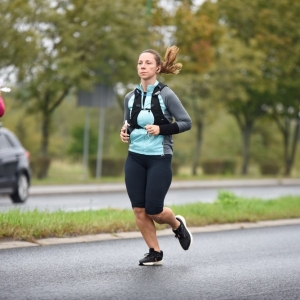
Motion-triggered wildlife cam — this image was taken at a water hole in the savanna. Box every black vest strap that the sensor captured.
[129,83,170,130]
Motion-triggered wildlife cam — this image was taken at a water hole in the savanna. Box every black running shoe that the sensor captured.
[173,215,193,250]
[139,248,163,266]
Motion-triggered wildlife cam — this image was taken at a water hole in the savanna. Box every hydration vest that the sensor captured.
[129,82,171,130]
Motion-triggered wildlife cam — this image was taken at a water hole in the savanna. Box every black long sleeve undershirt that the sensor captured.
[159,123,180,135]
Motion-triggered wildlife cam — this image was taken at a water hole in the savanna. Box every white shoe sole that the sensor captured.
[140,260,164,266]
[175,215,193,250]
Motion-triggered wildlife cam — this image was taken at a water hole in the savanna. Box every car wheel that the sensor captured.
[10,173,29,203]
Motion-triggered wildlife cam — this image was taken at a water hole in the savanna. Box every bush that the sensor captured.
[30,156,52,179]
[260,163,280,175]
[215,190,242,205]
[67,126,98,159]
[222,160,236,174]
[172,159,180,175]
[202,159,236,175]
[88,157,125,177]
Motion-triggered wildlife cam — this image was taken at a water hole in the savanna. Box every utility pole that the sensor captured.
[146,0,152,16]
[82,107,90,179]
[146,0,152,47]
[77,84,115,180]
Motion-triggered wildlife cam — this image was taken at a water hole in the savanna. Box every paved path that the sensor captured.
[1,224,300,300]
[29,178,300,195]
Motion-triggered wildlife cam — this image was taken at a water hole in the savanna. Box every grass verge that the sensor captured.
[1,191,300,242]
[31,159,293,186]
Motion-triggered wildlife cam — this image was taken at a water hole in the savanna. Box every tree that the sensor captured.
[0,0,149,177]
[172,0,223,175]
[170,74,216,175]
[212,35,268,174]
[256,0,300,176]
[218,0,300,175]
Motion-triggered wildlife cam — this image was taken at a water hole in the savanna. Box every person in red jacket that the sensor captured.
[0,91,5,117]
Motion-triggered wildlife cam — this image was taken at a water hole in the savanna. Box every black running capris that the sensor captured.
[124,151,172,215]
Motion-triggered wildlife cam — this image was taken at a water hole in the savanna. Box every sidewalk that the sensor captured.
[1,218,300,250]
[29,178,300,195]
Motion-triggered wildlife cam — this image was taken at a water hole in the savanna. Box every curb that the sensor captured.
[29,178,300,195]
[1,218,300,250]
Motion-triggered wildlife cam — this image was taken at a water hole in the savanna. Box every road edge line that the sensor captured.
[1,218,300,250]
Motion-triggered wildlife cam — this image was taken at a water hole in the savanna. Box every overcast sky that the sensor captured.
[159,0,206,10]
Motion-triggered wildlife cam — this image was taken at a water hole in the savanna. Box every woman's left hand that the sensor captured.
[145,125,160,136]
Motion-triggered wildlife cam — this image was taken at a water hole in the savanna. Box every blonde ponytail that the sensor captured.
[141,45,182,75]
[161,46,182,75]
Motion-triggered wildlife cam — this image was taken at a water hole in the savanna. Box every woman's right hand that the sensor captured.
[120,124,129,143]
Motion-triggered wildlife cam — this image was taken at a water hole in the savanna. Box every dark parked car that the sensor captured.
[0,124,31,203]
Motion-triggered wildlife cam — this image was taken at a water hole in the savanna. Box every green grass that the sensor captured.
[0,208,136,242]
[31,160,124,185]
[1,191,300,242]
[31,159,289,186]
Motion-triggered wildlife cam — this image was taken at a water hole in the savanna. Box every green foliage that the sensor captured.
[88,157,125,177]
[1,0,300,178]
[67,125,98,159]
[169,1,224,174]
[0,0,150,166]
[211,34,268,174]
[259,163,280,175]
[218,0,300,175]
[215,190,243,205]
[251,120,283,163]
[202,159,236,175]
[174,0,223,73]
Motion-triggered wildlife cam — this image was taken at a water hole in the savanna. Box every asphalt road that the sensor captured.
[1,185,300,212]
[1,224,300,300]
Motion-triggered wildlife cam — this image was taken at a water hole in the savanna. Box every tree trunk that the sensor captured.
[41,112,50,158]
[192,120,203,175]
[240,121,253,175]
[35,112,51,179]
[36,89,69,179]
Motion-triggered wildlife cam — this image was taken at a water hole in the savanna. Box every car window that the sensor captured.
[0,134,13,150]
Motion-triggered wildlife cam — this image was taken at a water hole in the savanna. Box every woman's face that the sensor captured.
[137,52,160,81]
